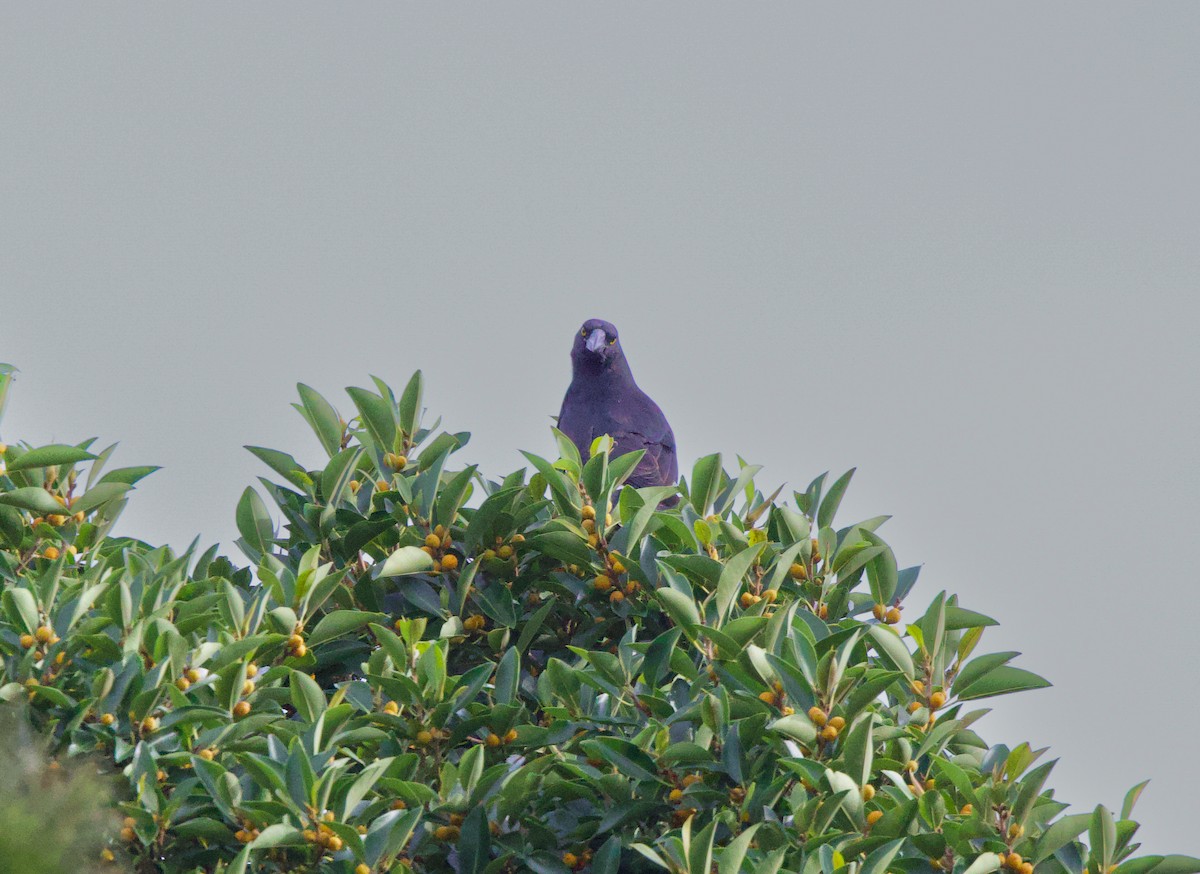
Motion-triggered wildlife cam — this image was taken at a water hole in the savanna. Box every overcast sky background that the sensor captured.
[2,3,1197,856]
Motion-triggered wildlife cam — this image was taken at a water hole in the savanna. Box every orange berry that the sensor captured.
[789,562,808,580]
[758,691,776,704]
[862,784,876,801]
[503,728,518,743]
[668,788,683,803]
[198,748,216,761]
[807,706,827,726]
[326,835,343,851]
[485,733,501,747]
[497,544,513,559]
[959,803,973,815]
[866,809,884,826]
[382,701,399,715]
[820,725,839,742]
[581,505,596,520]
[100,713,115,726]
[828,716,846,731]
[35,625,53,644]
[242,679,255,695]
[233,701,251,719]
[18,633,34,649]
[739,592,755,608]
[930,691,947,709]
[562,853,579,868]
[610,559,626,574]
[42,546,60,560]
[609,590,624,603]
[357,865,371,874]
[763,589,778,602]
[818,603,829,619]
[349,480,361,493]
[120,826,136,842]
[140,716,159,733]
[391,799,407,810]
[415,730,433,745]
[47,514,67,526]
[441,553,459,570]
[424,533,441,549]
[885,606,902,624]
[593,575,612,591]
[872,603,886,620]
[73,511,86,523]
[434,825,459,841]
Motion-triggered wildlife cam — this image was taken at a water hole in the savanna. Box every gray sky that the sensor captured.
[2,3,1198,855]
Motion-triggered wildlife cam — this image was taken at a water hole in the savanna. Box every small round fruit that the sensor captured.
[959,803,973,815]
[789,562,808,580]
[441,553,459,570]
[242,680,255,695]
[415,729,433,745]
[382,700,399,715]
[862,784,876,801]
[100,713,115,726]
[391,799,407,810]
[885,606,902,624]
[434,825,459,841]
[762,589,778,602]
[820,725,839,742]
[292,642,307,657]
[485,732,501,747]
[593,575,612,591]
[175,677,191,691]
[349,480,361,493]
[357,865,371,874]
[930,691,947,709]
[47,514,67,526]
[19,633,34,649]
[497,544,513,559]
[326,835,343,851]
[866,809,884,826]
[120,826,136,842]
[828,716,846,730]
[42,546,60,560]
[610,559,626,574]
[668,788,683,803]
[758,691,776,704]
[818,603,829,619]
[807,706,827,726]
[35,625,53,644]
[73,511,86,523]
[503,728,518,743]
[609,590,624,603]
[233,701,251,719]
[424,533,441,549]
[907,701,922,713]
[198,748,216,761]
[562,853,579,868]
[140,716,159,733]
[581,505,596,520]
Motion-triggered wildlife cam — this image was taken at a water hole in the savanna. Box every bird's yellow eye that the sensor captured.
[608,337,616,345]
[581,328,588,337]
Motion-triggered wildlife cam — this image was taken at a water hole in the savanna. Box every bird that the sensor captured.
[557,318,678,501]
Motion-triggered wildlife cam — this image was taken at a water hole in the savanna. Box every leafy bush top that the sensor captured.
[0,366,1195,874]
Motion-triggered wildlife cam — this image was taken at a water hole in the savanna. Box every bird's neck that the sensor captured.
[572,356,635,389]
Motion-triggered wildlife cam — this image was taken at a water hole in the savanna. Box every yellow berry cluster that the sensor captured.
[561,849,594,870]
[998,853,1033,874]
[234,819,261,844]
[119,816,138,844]
[484,728,519,747]
[286,630,308,658]
[757,681,795,715]
[301,812,344,852]
[463,614,487,633]
[808,707,846,741]
[421,525,458,572]
[872,602,903,624]
[739,588,778,609]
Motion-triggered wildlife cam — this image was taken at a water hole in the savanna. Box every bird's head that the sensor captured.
[571,318,625,370]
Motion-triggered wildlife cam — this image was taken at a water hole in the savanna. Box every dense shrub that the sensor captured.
[0,365,1195,874]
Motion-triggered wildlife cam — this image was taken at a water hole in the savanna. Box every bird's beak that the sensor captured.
[585,328,607,353]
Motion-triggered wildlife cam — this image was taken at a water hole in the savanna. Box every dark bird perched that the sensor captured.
[557,318,679,500]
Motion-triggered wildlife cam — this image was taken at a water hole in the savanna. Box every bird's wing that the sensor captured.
[614,427,678,490]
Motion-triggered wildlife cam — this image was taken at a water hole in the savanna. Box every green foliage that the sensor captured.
[0,365,1195,874]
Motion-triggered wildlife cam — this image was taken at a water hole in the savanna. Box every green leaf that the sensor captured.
[866,624,915,677]
[1091,805,1117,871]
[1034,813,1091,863]
[860,839,904,874]
[71,482,132,515]
[4,444,96,472]
[308,610,388,647]
[296,383,343,457]
[654,587,701,633]
[494,647,519,706]
[289,670,326,722]
[961,853,1002,874]
[456,805,490,874]
[689,453,722,516]
[1121,779,1150,821]
[956,665,1051,700]
[348,385,398,455]
[580,737,662,784]
[375,546,435,578]
[398,371,424,440]
[817,468,855,529]
[236,487,274,554]
[716,542,765,622]
[96,465,161,487]
[0,487,64,514]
